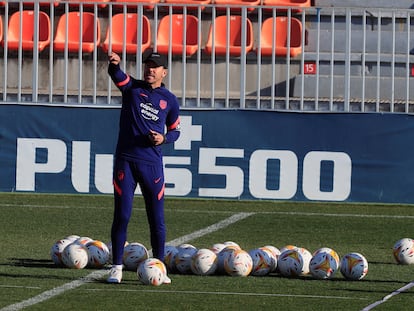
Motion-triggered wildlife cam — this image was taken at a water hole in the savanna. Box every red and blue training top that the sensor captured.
[108,63,181,164]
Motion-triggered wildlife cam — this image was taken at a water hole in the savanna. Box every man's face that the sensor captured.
[144,61,167,87]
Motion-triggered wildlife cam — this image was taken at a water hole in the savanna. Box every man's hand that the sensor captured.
[148,130,165,146]
[108,52,121,65]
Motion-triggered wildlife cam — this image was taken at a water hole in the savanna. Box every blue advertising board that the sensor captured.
[1,103,414,203]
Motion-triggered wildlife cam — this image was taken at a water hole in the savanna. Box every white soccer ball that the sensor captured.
[309,251,339,279]
[223,241,241,249]
[191,248,218,276]
[297,247,313,275]
[224,249,253,277]
[260,245,280,272]
[216,245,239,274]
[50,238,73,266]
[75,236,94,246]
[277,249,304,277]
[64,235,80,242]
[210,243,226,255]
[340,252,368,280]
[61,243,89,269]
[279,244,298,254]
[313,247,340,266]
[123,242,149,271]
[175,244,198,274]
[86,240,110,268]
[249,248,273,276]
[393,238,414,265]
[137,258,167,286]
[164,245,179,273]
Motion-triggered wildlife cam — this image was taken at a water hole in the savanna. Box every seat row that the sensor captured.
[1,0,311,11]
[0,10,303,57]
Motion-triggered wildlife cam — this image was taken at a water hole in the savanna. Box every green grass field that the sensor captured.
[1,193,413,310]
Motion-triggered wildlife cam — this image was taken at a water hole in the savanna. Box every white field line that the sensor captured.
[0,212,254,311]
[85,288,370,301]
[360,281,414,311]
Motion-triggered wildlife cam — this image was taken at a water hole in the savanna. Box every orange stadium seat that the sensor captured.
[110,0,160,10]
[262,0,311,11]
[162,0,211,11]
[101,13,151,54]
[258,16,303,57]
[204,15,253,56]
[54,12,101,53]
[68,0,110,8]
[213,0,260,12]
[6,10,51,52]
[156,14,199,56]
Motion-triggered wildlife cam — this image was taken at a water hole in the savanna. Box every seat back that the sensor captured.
[7,10,51,51]
[54,11,100,53]
[156,14,199,56]
[102,13,151,53]
[260,17,302,57]
[205,15,253,56]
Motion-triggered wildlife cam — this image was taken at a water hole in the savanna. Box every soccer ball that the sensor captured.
[191,248,218,276]
[50,238,73,266]
[86,240,110,268]
[223,241,241,249]
[123,242,149,271]
[313,247,340,266]
[224,249,253,277]
[260,245,280,272]
[297,247,313,275]
[393,238,414,265]
[340,252,368,280]
[75,236,94,246]
[61,243,89,269]
[277,249,305,277]
[210,243,226,255]
[164,245,179,273]
[137,258,167,286]
[175,244,198,274]
[249,248,273,276]
[216,245,239,274]
[279,244,298,254]
[309,251,339,279]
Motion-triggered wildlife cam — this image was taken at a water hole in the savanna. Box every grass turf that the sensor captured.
[0,193,413,310]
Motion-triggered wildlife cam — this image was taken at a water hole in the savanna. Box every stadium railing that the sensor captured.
[0,0,413,113]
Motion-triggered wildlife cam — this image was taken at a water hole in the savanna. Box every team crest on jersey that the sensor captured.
[159,100,167,110]
[117,170,125,181]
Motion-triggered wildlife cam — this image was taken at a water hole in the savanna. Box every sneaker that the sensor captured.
[107,266,122,284]
[163,275,171,284]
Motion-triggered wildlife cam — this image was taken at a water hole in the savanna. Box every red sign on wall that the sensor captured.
[304,62,317,75]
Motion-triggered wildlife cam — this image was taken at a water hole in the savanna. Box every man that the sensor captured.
[107,52,181,284]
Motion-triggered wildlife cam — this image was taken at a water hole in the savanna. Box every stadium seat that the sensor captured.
[204,15,253,56]
[156,14,199,56]
[262,0,311,11]
[54,12,101,53]
[68,0,109,8]
[258,16,302,57]
[110,0,161,10]
[5,10,51,52]
[213,0,260,12]
[101,13,151,54]
[162,0,211,11]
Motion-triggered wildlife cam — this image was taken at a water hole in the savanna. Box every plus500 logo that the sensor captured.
[16,138,351,201]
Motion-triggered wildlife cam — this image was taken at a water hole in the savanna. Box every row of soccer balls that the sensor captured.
[51,236,414,280]
[51,235,367,280]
